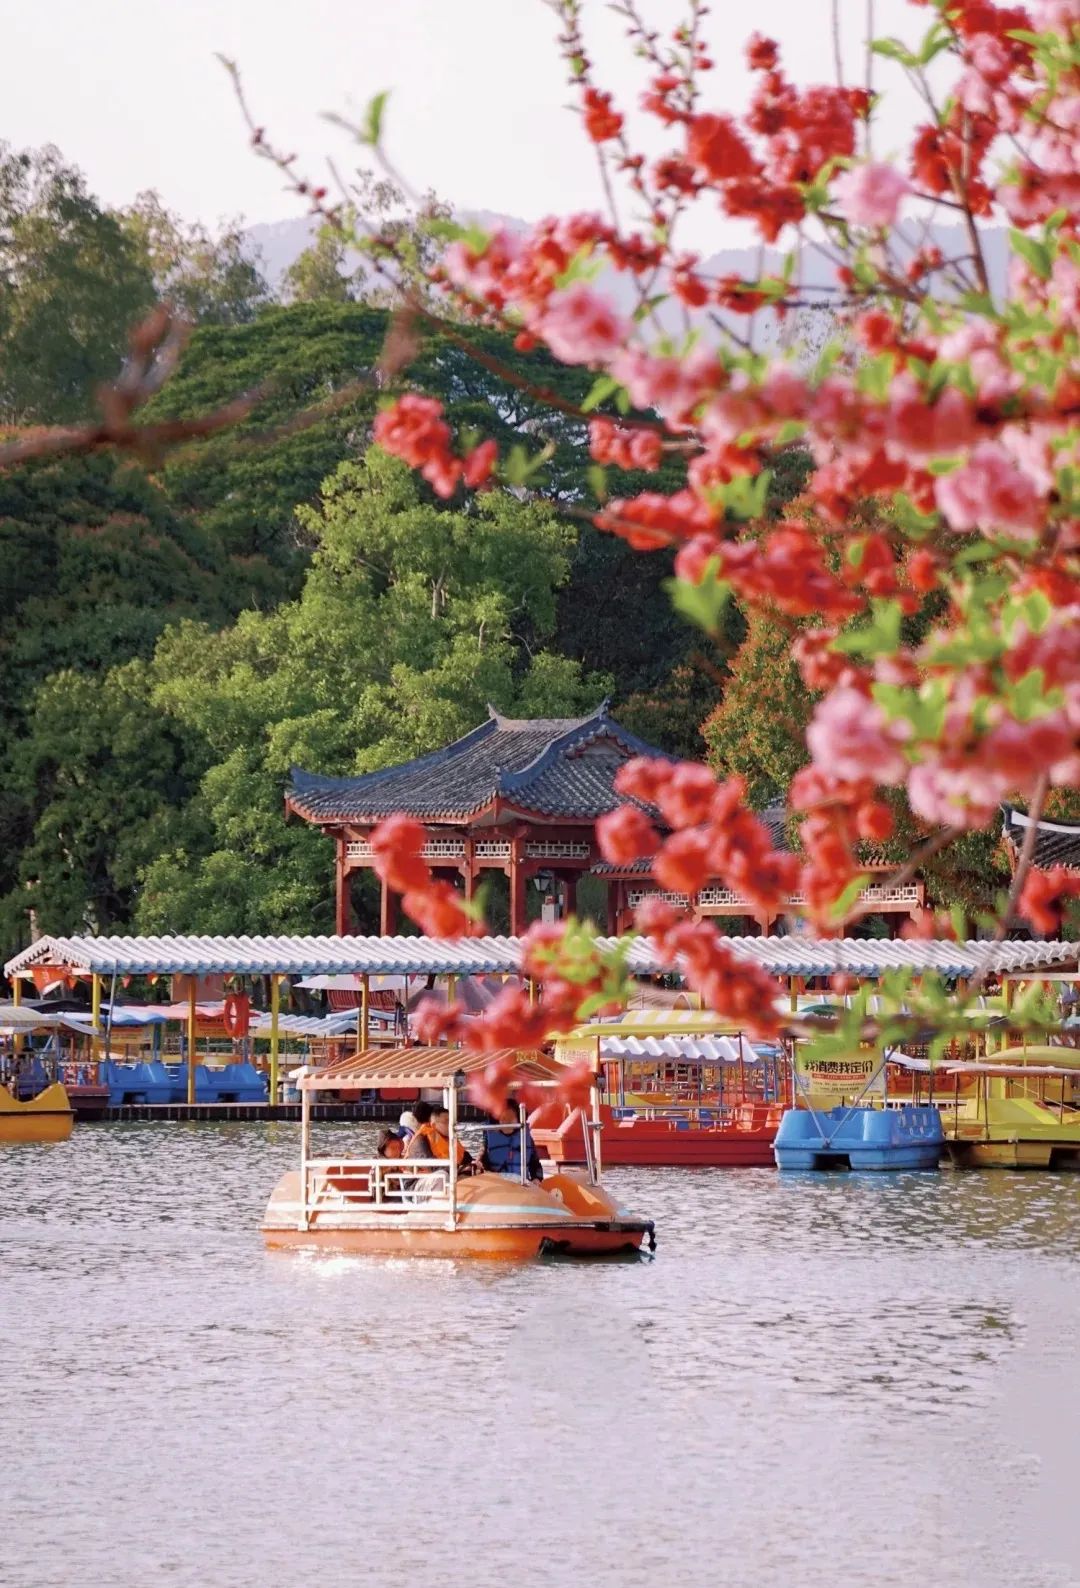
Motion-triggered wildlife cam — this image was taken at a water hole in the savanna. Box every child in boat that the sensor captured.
[480,1098,544,1182]
[399,1101,432,1153]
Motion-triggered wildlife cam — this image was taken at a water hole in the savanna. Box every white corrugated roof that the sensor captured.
[250,1011,372,1038]
[600,1034,761,1063]
[4,934,524,977]
[5,931,1077,980]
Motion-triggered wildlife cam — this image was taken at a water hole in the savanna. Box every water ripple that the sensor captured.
[2,1123,1078,1588]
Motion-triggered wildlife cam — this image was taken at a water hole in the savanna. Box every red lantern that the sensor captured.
[223,993,251,1038]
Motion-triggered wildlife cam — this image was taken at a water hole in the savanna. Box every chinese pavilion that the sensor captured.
[1002,807,1080,872]
[287,703,927,937]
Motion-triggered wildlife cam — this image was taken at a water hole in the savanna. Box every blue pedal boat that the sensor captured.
[774,1104,943,1171]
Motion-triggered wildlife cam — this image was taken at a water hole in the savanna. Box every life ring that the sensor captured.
[223,994,250,1039]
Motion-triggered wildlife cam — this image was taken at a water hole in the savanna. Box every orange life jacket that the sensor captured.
[415,1122,466,1164]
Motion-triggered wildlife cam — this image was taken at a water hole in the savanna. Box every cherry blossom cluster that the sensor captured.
[373,394,497,498]
[412,918,632,1112]
[362,0,1080,1049]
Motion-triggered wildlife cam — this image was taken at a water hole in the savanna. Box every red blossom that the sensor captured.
[402,881,477,937]
[369,814,430,893]
[1018,867,1080,936]
[652,828,712,894]
[685,114,759,183]
[582,87,623,142]
[596,804,660,864]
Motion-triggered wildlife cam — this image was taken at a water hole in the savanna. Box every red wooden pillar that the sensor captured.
[562,874,577,920]
[606,881,621,936]
[460,838,476,903]
[508,836,527,937]
[380,876,399,936]
[335,843,353,936]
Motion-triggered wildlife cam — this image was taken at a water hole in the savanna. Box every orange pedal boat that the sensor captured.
[261,1046,655,1260]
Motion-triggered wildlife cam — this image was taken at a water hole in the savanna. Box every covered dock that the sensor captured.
[5,932,1077,1111]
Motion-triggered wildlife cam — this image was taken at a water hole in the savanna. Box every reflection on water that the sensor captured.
[3,1124,1080,1588]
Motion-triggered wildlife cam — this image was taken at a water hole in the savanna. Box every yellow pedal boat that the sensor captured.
[942,1049,1080,1169]
[0,1082,74,1143]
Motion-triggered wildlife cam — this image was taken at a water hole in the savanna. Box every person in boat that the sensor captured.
[400,1101,433,1154]
[411,1104,480,1172]
[480,1098,544,1182]
[376,1129,404,1159]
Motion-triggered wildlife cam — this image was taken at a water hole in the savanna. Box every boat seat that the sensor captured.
[325,1171,372,1200]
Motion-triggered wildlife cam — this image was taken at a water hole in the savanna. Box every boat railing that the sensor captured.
[301,1155,459,1221]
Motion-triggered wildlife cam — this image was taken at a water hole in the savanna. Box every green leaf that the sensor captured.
[954,540,1000,565]
[1010,227,1052,280]
[581,374,619,414]
[1008,668,1049,722]
[918,21,952,63]
[834,599,902,659]
[586,464,608,502]
[666,569,732,635]
[722,470,772,521]
[358,90,390,147]
[871,38,919,66]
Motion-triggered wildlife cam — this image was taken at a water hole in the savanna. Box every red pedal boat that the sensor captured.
[532,1022,791,1168]
[532,1100,783,1167]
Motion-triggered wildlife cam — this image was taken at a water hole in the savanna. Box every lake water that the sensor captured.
[4,1122,1080,1588]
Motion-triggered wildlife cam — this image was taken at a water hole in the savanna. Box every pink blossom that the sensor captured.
[806,687,908,785]
[1030,1,1080,33]
[762,363,809,419]
[934,441,1046,538]
[1000,424,1057,496]
[444,228,522,299]
[833,162,910,228]
[537,285,628,365]
[907,761,1011,830]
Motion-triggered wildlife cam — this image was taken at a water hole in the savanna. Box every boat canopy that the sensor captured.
[0,1004,71,1033]
[292,1044,563,1093]
[944,1061,1080,1078]
[599,1033,761,1063]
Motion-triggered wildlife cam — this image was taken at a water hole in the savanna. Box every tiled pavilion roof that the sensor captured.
[287,703,669,825]
[1003,807,1080,870]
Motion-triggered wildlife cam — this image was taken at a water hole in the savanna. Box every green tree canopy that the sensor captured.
[281,225,355,304]
[120,189,270,325]
[0,143,155,423]
[134,451,609,933]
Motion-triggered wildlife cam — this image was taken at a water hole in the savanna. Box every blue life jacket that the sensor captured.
[484,1125,532,1177]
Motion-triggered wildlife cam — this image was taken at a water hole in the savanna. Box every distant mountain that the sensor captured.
[246,210,1011,329]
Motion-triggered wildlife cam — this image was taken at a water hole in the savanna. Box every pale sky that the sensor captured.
[4,0,926,245]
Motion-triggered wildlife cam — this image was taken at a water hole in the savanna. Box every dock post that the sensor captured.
[361,973,370,1051]
[269,974,281,1107]
[447,1075,460,1229]
[186,978,197,1106]
[91,972,102,1070]
[12,972,23,1056]
[299,1079,311,1229]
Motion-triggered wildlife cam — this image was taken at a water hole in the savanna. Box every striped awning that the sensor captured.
[295,1045,562,1092]
[599,1033,763,1063]
[250,1011,374,1039]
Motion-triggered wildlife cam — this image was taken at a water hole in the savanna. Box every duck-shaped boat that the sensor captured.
[0,1081,74,1143]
